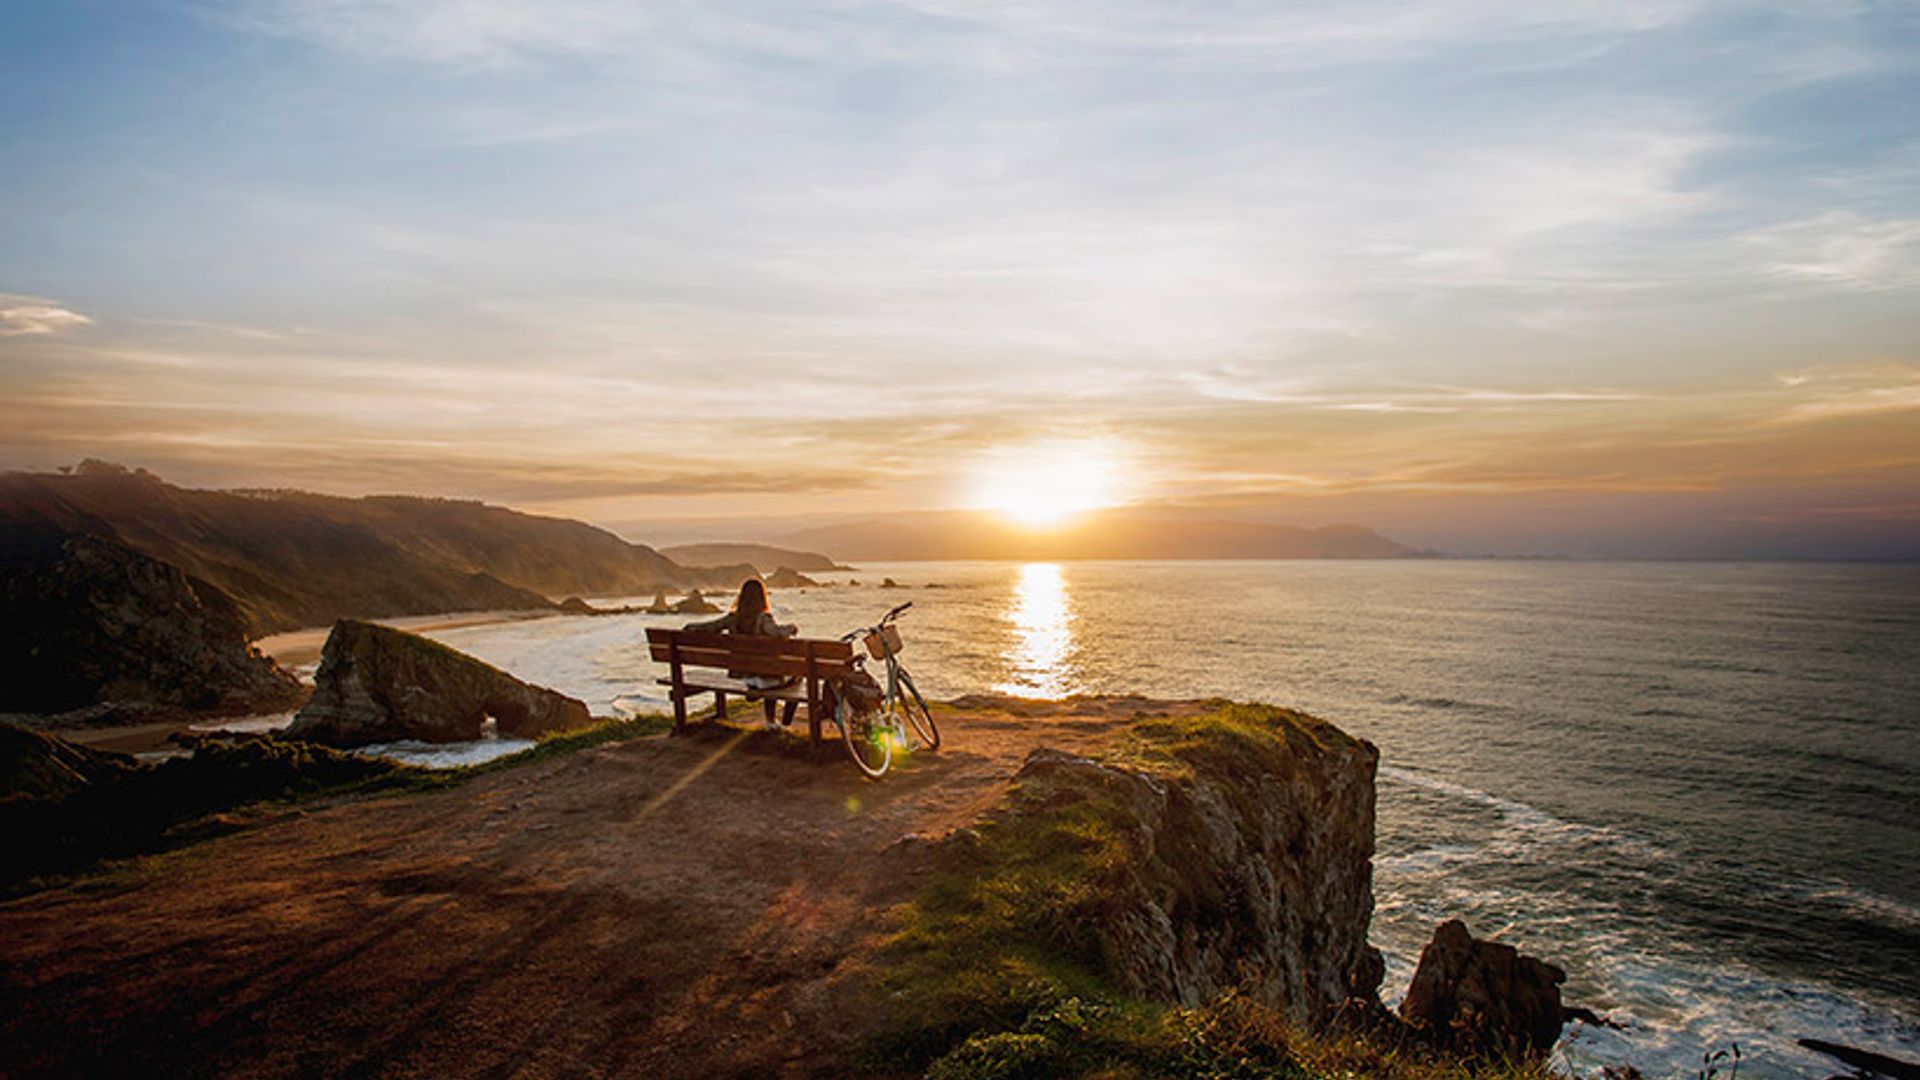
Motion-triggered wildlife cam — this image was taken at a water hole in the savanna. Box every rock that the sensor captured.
[1799,1039,1920,1080]
[0,531,304,715]
[764,567,820,589]
[644,589,673,614]
[880,577,902,588]
[557,596,599,615]
[0,721,138,800]
[1400,918,1566,1059]
[1,724,400,889]
[670,590,721,614]
[996,706,1382,1028]
[286,621,591,746]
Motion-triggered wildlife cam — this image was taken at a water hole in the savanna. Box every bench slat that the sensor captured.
[644,648,850,679]
[648,628,853,660]
[656,676,810,700]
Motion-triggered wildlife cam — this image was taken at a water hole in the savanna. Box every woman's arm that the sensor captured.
[683,611,735,632]
[762,613,798,638]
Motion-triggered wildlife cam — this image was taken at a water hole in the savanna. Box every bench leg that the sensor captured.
[715,691,729,721]
[671,686,687,736]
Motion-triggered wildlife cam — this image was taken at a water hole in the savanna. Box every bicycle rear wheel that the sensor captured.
[895,667,939,750]
[836,694,891,778]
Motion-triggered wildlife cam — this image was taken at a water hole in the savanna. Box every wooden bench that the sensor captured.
[645,627,856,743]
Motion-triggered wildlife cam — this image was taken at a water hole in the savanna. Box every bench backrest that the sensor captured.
[645,627,856,682]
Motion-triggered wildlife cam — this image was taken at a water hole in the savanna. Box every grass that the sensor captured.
[862,701,1555,1080]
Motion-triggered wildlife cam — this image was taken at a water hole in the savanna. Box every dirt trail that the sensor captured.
[0,697,1206,1080]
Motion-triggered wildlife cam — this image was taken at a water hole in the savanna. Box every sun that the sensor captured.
[969,440,1126,528]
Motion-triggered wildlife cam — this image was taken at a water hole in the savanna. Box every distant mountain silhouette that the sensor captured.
[660,543,852,574]
[0,461,752,635]
[784,508,1422,561]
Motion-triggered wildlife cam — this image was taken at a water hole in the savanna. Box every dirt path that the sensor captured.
[0,697,1205,1080]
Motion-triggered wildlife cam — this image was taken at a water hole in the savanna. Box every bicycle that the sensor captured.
[833,601,940,778]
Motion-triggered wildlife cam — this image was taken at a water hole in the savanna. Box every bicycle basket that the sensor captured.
[864,624,904,659]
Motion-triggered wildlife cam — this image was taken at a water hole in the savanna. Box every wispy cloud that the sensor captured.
[1744,213,1920,292]
[1768,362,1920,424]
[0,295,92,337]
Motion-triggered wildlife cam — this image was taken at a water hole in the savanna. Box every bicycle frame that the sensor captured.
[840,602,924,753]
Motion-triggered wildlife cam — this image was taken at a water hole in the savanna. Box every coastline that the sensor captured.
[22,609,577,757]
[253,607,569,669]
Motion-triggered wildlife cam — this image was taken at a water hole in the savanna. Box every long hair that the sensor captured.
[732,577,770,633]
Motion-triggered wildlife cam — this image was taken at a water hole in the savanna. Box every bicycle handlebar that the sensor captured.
[842,601,915,644]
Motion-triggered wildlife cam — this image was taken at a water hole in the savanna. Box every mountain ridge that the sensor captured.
[0,462,752,635]
[783,507,1424,561]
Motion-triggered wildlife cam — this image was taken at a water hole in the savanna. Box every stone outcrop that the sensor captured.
[1400,918,1566,1059]
[763,566,820,589]
[286,621,591,746]
[2,722,399,889]
[0,721,139,801]
[998,706,1382,1028]
[0,531,304,715]
[670,590,721,614]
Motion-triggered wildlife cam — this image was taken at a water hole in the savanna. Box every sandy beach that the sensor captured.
[254,608,567,669]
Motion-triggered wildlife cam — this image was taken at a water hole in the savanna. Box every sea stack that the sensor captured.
[287,620,591,746]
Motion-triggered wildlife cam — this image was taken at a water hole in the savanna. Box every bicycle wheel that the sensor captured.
[895,667,940,750]
[836,693,891,779]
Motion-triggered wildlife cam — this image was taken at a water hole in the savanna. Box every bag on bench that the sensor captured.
[828,667,884,717]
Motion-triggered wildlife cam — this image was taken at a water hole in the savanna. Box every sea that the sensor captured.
[338,559,1919,1078]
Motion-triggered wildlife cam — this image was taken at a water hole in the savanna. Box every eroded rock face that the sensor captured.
[1007,707,1382,1029]
[287,620,591,746]
[0,721,138,801]
[1400,918,1566,1059]
[0,531,304,715]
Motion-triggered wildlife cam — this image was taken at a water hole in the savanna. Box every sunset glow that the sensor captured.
[970,443,1125,527]
[0,2,1915,557]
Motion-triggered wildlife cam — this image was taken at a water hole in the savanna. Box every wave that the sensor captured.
[1371,767,1920,1078]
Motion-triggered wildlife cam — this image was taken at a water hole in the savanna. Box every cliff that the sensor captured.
[0,529,304,715]
[877,702,1385,1072]
[0,463,752,635]
[660,542,850,574]
[286,620,592,746]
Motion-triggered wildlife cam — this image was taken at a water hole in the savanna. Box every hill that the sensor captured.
[784,507,1422,561]
[0,462,749,636]
[659,542,850,574]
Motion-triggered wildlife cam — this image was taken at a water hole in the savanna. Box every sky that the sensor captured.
[2,0,1918,557]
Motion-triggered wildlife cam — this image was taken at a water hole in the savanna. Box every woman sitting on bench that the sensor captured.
[683,578,799,723]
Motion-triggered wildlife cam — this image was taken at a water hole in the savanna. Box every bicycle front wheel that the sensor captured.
[895,667,939,751]
[836,694,891,779]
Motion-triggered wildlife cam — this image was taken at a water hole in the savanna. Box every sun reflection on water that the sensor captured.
[996,562,1076,698]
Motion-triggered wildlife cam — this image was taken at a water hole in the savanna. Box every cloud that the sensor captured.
[228,0,1711,70]
[1744,213,1920,292]
[1769,362,1920,424]
[0,295,92,337]
[1181,368,1643,412]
